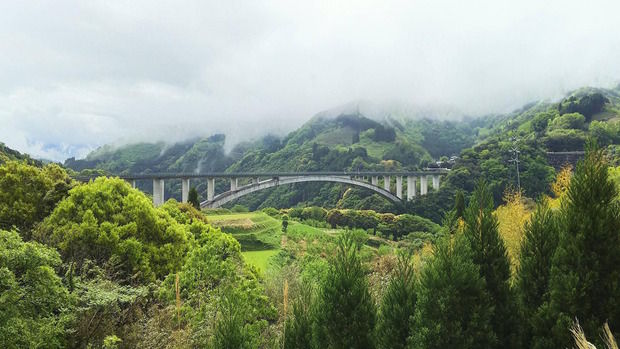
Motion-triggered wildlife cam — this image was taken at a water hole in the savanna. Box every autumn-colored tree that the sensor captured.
[551,165,572,198]
[495,189,531,274]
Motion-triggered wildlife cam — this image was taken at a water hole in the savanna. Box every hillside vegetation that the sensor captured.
[62,86,620,218]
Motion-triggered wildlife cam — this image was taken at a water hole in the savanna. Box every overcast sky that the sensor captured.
[1,1,620,161]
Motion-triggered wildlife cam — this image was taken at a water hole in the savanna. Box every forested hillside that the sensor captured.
[65,112,479,211]
[63,86,620,217]
[0,142,41,166]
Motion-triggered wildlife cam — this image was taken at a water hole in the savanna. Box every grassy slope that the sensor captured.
[205,211,394,274]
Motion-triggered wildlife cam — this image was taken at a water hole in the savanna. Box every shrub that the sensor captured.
[231,204,249,213]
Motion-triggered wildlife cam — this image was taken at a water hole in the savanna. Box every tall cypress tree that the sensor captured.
[376,255,417,349]
[316,233,376,349]
[545,142,620,348]
[515,199,559,348]
[454,189,465,219]
[188,187,200,209]
[408,234,495,349]
[463,180,520,349]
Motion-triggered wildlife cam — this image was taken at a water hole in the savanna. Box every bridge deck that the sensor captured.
[73,170,449,181]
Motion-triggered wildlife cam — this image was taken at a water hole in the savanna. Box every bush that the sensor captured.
[543,129,587,151]
[261,207,280,217]
[231,204,249,213]
[301,206,327,221]
[289,207,303,219]
[548,112,585,130]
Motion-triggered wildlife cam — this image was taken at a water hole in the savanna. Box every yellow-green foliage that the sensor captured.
[38,177,191,283]
[0,230,73,348]
[0,161,74,235]
[495,190,531,274]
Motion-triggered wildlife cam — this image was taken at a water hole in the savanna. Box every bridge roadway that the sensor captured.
[75,171,449,208]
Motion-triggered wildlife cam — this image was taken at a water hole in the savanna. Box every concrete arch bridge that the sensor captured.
[77,171,449,208]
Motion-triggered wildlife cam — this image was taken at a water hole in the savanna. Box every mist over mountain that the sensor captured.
[2,1,620,161]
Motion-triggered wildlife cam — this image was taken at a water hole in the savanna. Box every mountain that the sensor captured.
[0,142,41,166]
[64,112,478,210]
[63,85,620,214]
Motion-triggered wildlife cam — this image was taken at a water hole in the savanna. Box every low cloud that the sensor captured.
[1,1,620,161]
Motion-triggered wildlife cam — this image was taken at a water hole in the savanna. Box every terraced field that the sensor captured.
[206,212,284,273]
[205,211,392,274]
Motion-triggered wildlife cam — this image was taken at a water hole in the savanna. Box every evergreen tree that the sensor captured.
[282,215,289,232]
[544,142,620,348]
[376,255,417,349]
[515,199,559,348]
[284,285,314,349]
[454,189,465,219]
[408,234,495,349]
[463,180,520,349]
[188,187,200,209]
[316,233,376,349]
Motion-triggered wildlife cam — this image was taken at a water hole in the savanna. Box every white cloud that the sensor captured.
[1,0,619,161]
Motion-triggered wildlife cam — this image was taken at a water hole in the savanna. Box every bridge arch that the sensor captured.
[200,175,400,208]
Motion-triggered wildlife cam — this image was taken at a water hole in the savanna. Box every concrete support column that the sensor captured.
[153,179,165,207]
[207,178,215,201]
[432,175,440,190]
[371,176,378,186]
[383,176,391,192]
[181,178,190,203]
[420,176,428,195]
[407,176,417,200]
[254,177,260,184]
[230,178,238,191]
[396,176,403,199]
[131,180,136,189]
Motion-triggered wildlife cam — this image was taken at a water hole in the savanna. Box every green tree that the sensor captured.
[463,180,520,349]
[282,215,289,232]
[408,234,495,349]
[38,177,190,283]
[284,285,314,349]
[454,189,465,219]
[376,255,416,349]
[316,233,376,349]
[544,142,620,348]
[188,187,200,209]
[514,199,559,348]
[0,230,73,349]
[0,161,73,236]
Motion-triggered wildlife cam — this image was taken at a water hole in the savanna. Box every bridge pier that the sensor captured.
[153,179,165,207]
[254,177,260,184]
[230,178,238,191]
[207,178,215,201]
[407,176,416,200]
[181,178,190,203]
[420,176,428,195]
[432,175,440,190]
[396,176,403,199]
[383,176,391,192]
[371,176,378,186]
